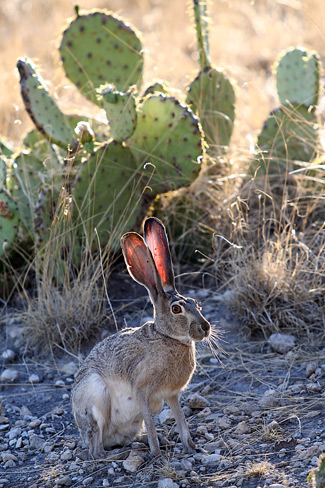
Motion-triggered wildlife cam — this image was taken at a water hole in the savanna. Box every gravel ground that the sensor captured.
[0,290,324,488]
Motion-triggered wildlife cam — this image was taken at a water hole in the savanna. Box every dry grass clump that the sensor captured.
[214,168,325,338]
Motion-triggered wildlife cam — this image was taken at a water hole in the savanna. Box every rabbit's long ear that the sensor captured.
[143,217,175,291]
[121,231,165,302]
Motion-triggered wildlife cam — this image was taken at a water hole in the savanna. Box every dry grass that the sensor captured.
[1,0,325,345]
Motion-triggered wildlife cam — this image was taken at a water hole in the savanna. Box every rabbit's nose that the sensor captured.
[201,320,211,336]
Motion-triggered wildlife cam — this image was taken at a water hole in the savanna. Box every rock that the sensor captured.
[234,421,252,434]
[197,407,211,418]
[186,393,210,409]
[269,485,286,488]
[306,381,322,393]
[61,449,73,461]
[216,416,231,429]
[159,408,174,424]
[0,416,9,425]
[157,479,179,488]
[20,406,32,417]
[1,452,18,463]
[82,477,94,486]
[28,374,40,383]
[2,350,15,362]
[268,333,296,354]
[259,389,279,408]
[29,434,45,450]
[28,419,41,429]
[3,460,16,469]
[202,453,222,464]
[55,475,72,486]
[61,362,78,376]
[122,450,145,473]
[0,369,18,383]
[180,459,192,471]
[306,361,318,378]
[294,445,319,460]
[102,480,110,487]
[8,428,21,440]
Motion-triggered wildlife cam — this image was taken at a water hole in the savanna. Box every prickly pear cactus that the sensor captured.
[59,10,144,105]
[34,185,55,251]
[128,94,204,194]
[0,138,14,157]
[11,150,62,234]
[275,47,320,109]
[142,80,170,97]
[308,453,325,488]
[97,84,137,142]
[17,58,78,151]
[186,67,235,149]
[0,157,7,188]
[0,189,20,257]
[73,141,143,248]
[252,104,319,174]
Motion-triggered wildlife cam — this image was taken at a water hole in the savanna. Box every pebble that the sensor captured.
[0,369,18,383]
[2,350,15,362]
[29,434,44,450]
[216,415,231,429]
[55,475,72,486]
[28,374,40,383]
[1,452,18,463]
[197,407,211,418]
[234,421,252,434]
[61,362,78,376]
[159,408,174,424]
[259,389,279,408]
[158,479,179,488]
[82,477,94,486]
[61,449,73,461]
[186,393,210,409]
[122,450,145,473]
[202,453,222,464]
[3,460,16,469]
[180,459,192,471]
[269,485,286,488]
[268,333,296,354]
[306,362,318,378]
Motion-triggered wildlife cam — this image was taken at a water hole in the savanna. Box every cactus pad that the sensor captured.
[59,11,144,105]
[73,141,143,248]
[17,58,78,150]
[142,80,170,97]
[97,84,137,142]
[275,47,320,108]
[0,189,20,257]
[12,150,62,234]
[34,185,56,251]
[0,138,14,157]
[128,94,204,194]
[186,67,235,149]
[0,156,7,188]
[252,104,319,173]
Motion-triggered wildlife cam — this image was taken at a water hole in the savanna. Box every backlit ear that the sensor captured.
[121,232,164,302]
[143,217,175,291]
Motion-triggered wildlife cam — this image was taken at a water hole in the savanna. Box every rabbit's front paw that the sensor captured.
[183,436,196,453]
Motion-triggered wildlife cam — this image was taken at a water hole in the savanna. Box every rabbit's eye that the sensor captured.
[171,304,182,314]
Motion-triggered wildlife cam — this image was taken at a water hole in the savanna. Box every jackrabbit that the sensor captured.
[72,217,211,457]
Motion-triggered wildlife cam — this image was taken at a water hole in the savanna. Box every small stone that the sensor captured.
[55,380,65,387]
[3,460,16,469]
[234,421,252,434]
[61,362,78,376]
[197,407,211,418]
[159,408,174,424]
[0,369,18,383]
[122,450,145,473]
[102,480,110,487]
[8,428,21,440]
[1,452,18,463]
[202,453,222,464]
[29,434,44,450]
[180,459,192,471]
[306,381,322,393]
[2,350,15,362]
[157,479,179,488]
[295,445,319,460]
[0,480,9,486]
[216,416,231,429]
[186,393,210,409]
[82,477,94,486]
[61,449,73,461]
[269,485,286,488]
[306,362,318,378]
[28,374,40,384]
[28,419,41,429]
[0,416,9,425]
[259,389,279,408]
[20,406,32,417]
[268,333,296,354]
[55,475,72,486]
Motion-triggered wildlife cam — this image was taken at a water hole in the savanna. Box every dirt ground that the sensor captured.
[0,278,324,488]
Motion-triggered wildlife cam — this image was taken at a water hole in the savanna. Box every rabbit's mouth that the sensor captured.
[189,320,211,341]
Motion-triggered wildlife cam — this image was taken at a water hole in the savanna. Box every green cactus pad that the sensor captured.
[59,10,144,105]
[12,150,62,234]
[34,185,55,251]
[142,80,170,97]
[0,156,7,188]
[128,94,204,194]
[17,58,78,150]
[186,67,235,149]
[0,189,20,257]
[275,47,320,108]
[73,141,144,248]
[252,104,319,174]
[97,84,137,142]
[0,138,14,157]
